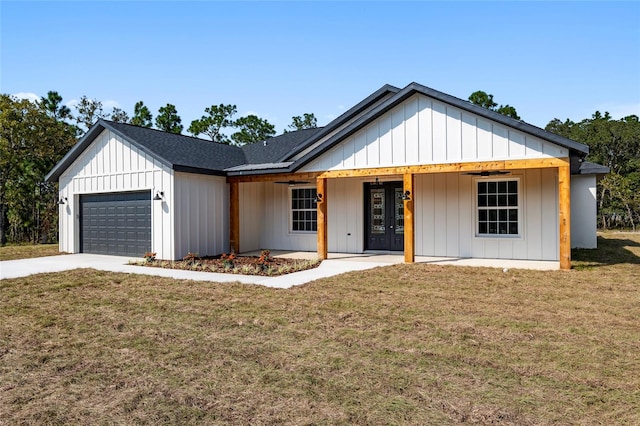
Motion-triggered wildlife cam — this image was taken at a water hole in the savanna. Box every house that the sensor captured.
[45,82,609,269]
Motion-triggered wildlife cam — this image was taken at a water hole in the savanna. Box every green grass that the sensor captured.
[1,233,639,424]
[0,243,62,261]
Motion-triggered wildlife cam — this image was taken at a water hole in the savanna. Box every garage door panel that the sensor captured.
[80,191,151,256]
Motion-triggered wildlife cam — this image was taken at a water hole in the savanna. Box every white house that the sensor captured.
[46,83,609,269]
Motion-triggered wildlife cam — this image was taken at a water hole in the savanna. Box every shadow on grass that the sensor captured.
[572,235,640,268]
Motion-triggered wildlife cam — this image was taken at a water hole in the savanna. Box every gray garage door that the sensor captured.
[80,191,152,257]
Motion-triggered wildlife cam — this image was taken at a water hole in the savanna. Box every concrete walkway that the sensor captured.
[0,252,558,289]
[0,254,392,289]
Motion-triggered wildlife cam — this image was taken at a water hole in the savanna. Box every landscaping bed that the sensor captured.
[133,250,321,276]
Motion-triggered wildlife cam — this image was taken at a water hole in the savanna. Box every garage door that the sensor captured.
[80,191,152,256]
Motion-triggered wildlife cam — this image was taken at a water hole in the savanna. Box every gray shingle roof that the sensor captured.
[579,161,610,175]
[46,120,247,181]
[105,121,246,174]
[240,127,323,164]
[46,83,608,183]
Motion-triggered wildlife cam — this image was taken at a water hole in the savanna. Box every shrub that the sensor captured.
[143,252,156,263]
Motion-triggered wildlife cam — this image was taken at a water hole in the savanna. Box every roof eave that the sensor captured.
[45,120,109,182]
[276,84,402,162]
[45,119,175,183]
[173,165,227,176]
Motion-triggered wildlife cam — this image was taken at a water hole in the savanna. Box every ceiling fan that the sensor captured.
[274,180,310,185]
[465,171,510,177]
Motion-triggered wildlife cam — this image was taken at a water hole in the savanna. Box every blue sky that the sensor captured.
[2,1,639,133]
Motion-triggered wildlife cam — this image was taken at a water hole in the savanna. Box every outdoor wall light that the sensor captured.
[153,191,165,201]
[401,190,411,201]
[313,193,323,203]
[58,197,68,205]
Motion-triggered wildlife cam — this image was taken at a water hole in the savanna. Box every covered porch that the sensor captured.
[228,157,572,270]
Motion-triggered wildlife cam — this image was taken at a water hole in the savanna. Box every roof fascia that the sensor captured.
[407,83,590,155]
[45,121,107,182]
[289,82,589,172]
[276,84,401,162]
[45,119,174,182]
[173,165,228,176]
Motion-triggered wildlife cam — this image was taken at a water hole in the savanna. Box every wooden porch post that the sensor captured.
[317,177,328,260]
[558,163,571,270]
[403,173,415,263]
[229,181,240,254]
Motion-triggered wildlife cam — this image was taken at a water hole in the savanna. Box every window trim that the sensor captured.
[289,186,317,234]
[474,177,523,239]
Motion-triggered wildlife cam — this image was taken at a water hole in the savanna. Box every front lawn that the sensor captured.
[0,243,61,261]
[1,233,638,424]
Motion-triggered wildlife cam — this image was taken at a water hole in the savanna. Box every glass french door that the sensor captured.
[365,182,404,251]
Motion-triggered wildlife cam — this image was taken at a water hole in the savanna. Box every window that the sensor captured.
[291,188,317,232]
[477,179,520,236]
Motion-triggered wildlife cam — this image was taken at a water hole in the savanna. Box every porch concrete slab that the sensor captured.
[247,250,559,271]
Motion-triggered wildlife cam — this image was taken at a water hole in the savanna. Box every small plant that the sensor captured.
[240,264,256,275]
[221,253,236,269]
[257,249,273,271]
[143,252,156,263]
[183,252,198,265]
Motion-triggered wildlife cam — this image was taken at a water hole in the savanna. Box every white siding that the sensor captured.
[254,182,317,252]
[58,129,174,259]
[300,94,569,173]
[327,178,365,253]
[239,182,264,252]
[414,169,559,261]
[174,172,229,258]
[571,175,598,249]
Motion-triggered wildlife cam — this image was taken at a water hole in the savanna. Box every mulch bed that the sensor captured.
[134,252,321,276]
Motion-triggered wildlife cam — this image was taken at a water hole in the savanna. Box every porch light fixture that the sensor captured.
[153,191,164,201]
[401,190,411,201]
[313,193,323,203]
[58,197,68,205]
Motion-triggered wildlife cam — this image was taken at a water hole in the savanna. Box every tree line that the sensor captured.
[0,91,318,245]
[63,93,318,145]
[1,89,637,246]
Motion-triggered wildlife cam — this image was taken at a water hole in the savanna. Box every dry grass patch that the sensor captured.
[1,233,639,424]
[0,243,62,261]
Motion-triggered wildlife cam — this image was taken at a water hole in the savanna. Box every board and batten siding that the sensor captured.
[239,170,560,261]
[58,129,174,259]
[173,172,229,259]
[570,175,597,249]
[238,182,316,252]
[239,182,264,253]
[414,169,559,261]
[300,93,568,173]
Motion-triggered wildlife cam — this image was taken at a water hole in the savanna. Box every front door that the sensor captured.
[365,182,404,251]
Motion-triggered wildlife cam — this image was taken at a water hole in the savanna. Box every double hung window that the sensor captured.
[477,179,520,236]
[291,188,317,232]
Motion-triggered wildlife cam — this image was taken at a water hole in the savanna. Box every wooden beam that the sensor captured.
[318,157,569,179]
[403,173,415,263]
[316,177,328,260]
[227,171,321,184]
[558,164,571,270]
[229,181,240,254]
